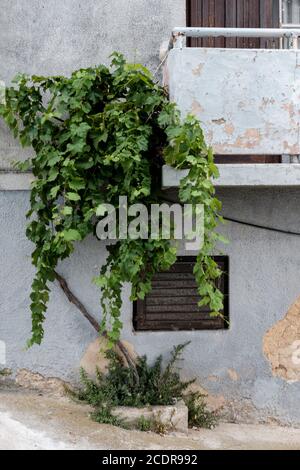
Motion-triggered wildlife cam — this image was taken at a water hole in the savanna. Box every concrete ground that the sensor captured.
[1,388,300,450]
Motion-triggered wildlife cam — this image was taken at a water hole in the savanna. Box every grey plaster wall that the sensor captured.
[0,0,185,168]
[1,0,300,426]
[1,188,300,425]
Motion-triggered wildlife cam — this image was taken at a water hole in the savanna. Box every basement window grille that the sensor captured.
[133,256,229,332]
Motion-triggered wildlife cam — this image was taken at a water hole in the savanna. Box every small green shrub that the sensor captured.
[78,343,193,407]
[0,368,12,377]
[91,406,125,428]
[151,417,172,435]
[136,416,152,432]
[76,343,217,431]
[184,392,218,429]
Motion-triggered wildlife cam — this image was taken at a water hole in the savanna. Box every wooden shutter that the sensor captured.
[133,256,229,331]
[187,1,280,48]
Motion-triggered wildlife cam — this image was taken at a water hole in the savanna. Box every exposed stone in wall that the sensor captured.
[186,382,226,415]
[227,368,239,382]
[16,369,72,396]
[224,398,281,426]
[263,296,300,382]
[185,382,274,426]
[80,337,138,379]
[80,337,110,378]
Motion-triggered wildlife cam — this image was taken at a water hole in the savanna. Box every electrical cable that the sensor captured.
[160,194,300,237]
[223,216,300,237]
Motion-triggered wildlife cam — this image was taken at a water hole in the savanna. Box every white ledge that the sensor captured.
[0,172,35,191]
[1,165,300,191]
[162,164,300,188]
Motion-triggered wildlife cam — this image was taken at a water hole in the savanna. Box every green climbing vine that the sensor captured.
[0,53,225,346]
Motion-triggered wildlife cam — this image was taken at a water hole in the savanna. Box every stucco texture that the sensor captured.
[1,189,300,425]
[167,47,300,155]
[0,0,185,168]
[1,0,300,426]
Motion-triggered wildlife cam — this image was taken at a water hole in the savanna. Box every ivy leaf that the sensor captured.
[93,276,106,288]
[48,153,62,167]
[66,192,81,201]
[68,178,85,190]
[67,141,86,154]
[62,229,82,241]
[48,168,59,181]
[49,185,60,199]
[61,206,73,216]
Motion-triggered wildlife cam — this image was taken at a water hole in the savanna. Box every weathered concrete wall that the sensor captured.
[0,0,185,168]
[2,0,300,427]
[2,188,300,426]
[167,47,300,155]
[162,163,300,187]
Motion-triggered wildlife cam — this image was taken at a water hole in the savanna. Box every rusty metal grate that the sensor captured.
[133,256,229,331]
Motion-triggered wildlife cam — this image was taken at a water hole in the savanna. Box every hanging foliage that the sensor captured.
[0,53,225,346]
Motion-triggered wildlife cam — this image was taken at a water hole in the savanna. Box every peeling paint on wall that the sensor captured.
[16,369,71,396]
[227,368,239,382]
[191,99,204,115]
[166,48,300,155]
[192,63,204,76]
[80,337,138,379]
[263,297,300,383]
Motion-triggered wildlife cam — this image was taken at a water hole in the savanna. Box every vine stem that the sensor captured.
[54,271,139,383]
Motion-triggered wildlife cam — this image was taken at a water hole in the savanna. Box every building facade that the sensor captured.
[1,0,300,425]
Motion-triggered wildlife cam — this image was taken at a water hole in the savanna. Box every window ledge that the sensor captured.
[162,164,300,188]
[0,172,35,191]
[1,165,300,191]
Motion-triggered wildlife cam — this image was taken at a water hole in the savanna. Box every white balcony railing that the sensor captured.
[165,27,300,159]
[161,27,300,187]
[170,26,300,48]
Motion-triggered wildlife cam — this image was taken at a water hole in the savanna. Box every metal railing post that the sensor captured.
[286,33,300,162]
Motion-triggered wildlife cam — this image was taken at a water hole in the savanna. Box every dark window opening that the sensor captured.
[186,0,280,48]
[214,155,282,164]
[133,256,229,331]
